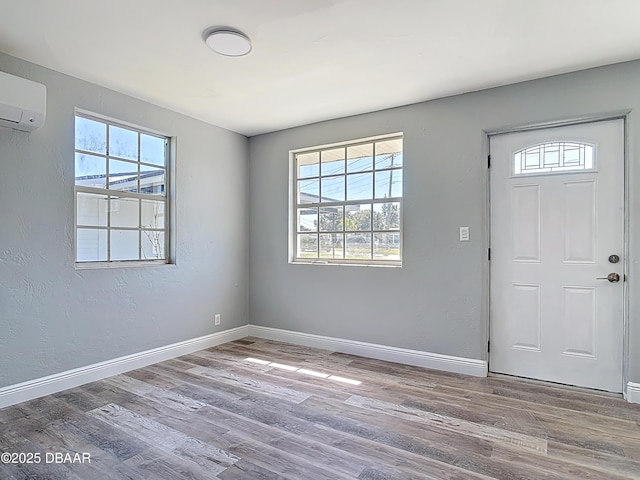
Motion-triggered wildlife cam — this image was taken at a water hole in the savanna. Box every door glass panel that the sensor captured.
[514,142,594,175]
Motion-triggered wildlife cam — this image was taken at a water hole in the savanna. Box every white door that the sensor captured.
[490,120,624,392]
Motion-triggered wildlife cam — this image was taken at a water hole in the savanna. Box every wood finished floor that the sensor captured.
[1,338,640,480]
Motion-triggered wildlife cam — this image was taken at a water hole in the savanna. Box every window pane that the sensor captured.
[374,233,400,260]
[375,139,403,169]
[109,125,138,160]
[297,151,319,178]
[141,199,165,229]
[140,133,165,166]
[140,164,166,195]
[321,148,345,176]
[77,193,107,226]
[563,146,580,165]
[345,233,371,259]
[320,233,344,259]
[298,179,319,204]
[347,144,373,173]
[76,229,107,262]
[543,146,559,167]
[319,206,343,232]
[525,150,540,169]
[75,153,106,188]
[321,176,345,202]
[297,234,318,258]
[513,142,595,175]
[297,207,318,232]
[585,146,594,169]
[375,169,402,199]
[344,204,371,231]
[109,159,138,192]
[110,229,139,261]
[374,202,400,230]
[142,231,165,260]
[346,173,373,201]
[75,117,106,154]
[110,197,139,228]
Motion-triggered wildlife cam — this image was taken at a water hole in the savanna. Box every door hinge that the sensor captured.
[488,340,491,353]
[487,155,491,168]
[488,248,491,261]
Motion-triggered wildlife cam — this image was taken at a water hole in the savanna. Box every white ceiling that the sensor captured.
[1,0,640,136]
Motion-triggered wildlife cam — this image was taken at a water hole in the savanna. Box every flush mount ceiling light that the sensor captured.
[204,28,252,57]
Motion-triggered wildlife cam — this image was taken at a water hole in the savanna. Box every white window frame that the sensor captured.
[74,111,172,268]
[290,133,403,267]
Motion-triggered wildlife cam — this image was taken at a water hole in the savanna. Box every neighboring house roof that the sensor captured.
[75,170,164,190]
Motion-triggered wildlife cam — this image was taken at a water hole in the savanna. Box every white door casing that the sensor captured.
[490,120,624,393]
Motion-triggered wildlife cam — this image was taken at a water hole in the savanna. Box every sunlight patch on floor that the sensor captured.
[244,357,362,385]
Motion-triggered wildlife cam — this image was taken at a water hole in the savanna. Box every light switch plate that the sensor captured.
[459,226,470,241]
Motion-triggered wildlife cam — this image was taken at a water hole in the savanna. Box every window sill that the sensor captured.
[75,260,175,271]
[291,259,402,268]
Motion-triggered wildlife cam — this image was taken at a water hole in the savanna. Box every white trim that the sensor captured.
[0,326,249,409]
[248,325,487,377]
[626,382,640,404]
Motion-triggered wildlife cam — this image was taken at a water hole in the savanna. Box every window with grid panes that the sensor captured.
[292,135,403,266]
[74,113,170,265]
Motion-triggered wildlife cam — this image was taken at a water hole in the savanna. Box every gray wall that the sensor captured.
[0,53,249,388]
[249,60,640,383]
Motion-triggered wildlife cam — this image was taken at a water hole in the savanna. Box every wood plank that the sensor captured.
[344,394,547,453]
[88,403,240,476]
[104,374,207,413]
[217,459,287,480]
[186,366,312,404]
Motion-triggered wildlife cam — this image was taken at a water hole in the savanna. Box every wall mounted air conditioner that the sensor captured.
[0,70,46,132]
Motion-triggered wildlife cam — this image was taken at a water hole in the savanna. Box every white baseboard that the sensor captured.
[248,325,488,377]
[627,382,640,404]
[0,325,249,409]
[9,323,634,407]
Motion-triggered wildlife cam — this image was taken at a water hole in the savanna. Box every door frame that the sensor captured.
[484,111,631,396]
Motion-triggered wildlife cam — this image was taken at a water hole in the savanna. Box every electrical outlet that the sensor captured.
[214,314,221,326]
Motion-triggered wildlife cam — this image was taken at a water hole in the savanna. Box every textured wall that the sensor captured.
[249,60,640,383]
[0,53,249,387]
